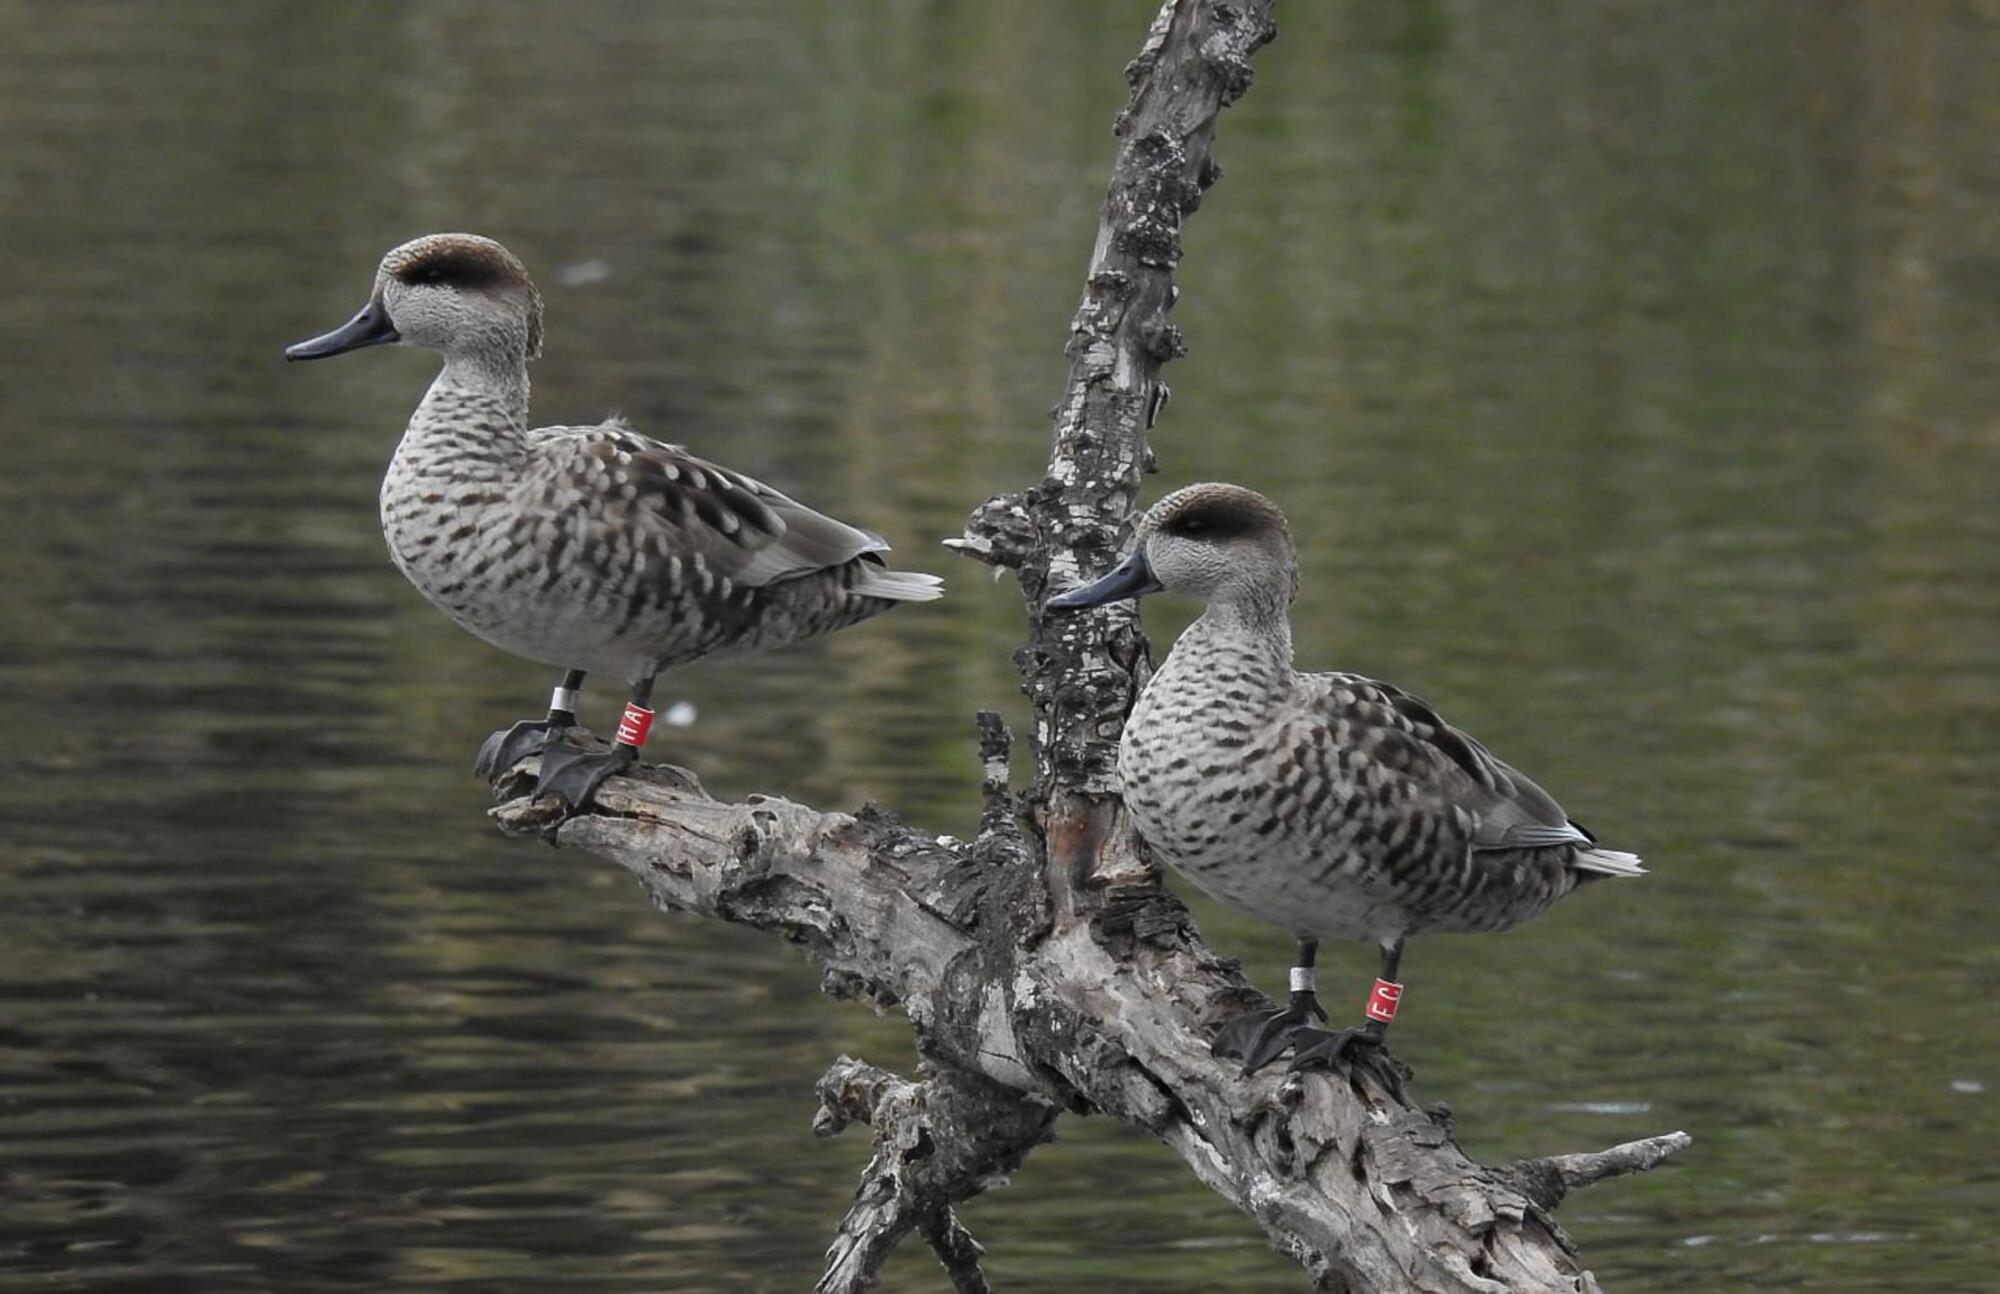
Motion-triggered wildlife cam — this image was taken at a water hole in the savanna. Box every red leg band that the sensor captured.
[615,702,655,748]
[1364,979,1404,1023]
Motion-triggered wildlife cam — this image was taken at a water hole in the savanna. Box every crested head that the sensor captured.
[375,233,544,361]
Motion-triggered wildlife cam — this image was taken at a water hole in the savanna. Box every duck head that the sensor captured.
[286,233,544,365]
[1047,482,1298,614]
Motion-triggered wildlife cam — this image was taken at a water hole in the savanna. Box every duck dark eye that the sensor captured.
[1182,519,1206,535]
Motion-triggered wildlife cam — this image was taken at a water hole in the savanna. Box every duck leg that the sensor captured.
[1212,938,1330,1074]
[534,672,656,810]
[475,669,587,779]
[1290,936,1408,1091]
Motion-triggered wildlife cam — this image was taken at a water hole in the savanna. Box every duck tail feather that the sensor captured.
[853,568,945,602]
[1575,847,1646,878]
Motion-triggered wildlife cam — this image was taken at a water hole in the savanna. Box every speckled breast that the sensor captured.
[1119,641,1407,943]
[379,462,697,682]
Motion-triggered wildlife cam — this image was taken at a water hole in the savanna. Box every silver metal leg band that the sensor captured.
[1289,966,1317,994]
[550,687,580,714]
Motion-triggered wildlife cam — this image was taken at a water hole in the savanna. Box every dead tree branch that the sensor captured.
[491,757,1685,1291]
[489,1,1689,1288]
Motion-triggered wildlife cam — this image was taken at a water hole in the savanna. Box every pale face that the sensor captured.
[1138,484,1296,604]
[374,235,542,359]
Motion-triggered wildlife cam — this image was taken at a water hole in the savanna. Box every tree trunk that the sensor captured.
[490,2,1688,1288]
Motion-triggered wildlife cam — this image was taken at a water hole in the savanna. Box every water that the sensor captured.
[2,2,1997,1289]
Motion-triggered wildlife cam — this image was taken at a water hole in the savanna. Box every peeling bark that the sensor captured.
[812,1057,1057,1294]
[491,752,1685,1292]
[489,1,1689,1288]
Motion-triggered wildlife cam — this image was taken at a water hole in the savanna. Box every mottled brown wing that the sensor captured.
[529,423,888,589]
[1313,674,1593,854]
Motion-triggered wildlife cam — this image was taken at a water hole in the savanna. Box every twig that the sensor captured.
[1502,1131,1695,1213]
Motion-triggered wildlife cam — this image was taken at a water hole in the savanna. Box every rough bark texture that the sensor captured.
[952,0,1274,799]
[492,759,1685,1292]
[812,1057,1058,1294]
[490,2,1689,1289]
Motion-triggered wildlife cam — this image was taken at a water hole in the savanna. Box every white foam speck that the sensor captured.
[559,259,611,287]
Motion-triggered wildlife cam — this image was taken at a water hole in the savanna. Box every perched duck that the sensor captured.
[1049,483,1642,1077]
[287,233,941,808]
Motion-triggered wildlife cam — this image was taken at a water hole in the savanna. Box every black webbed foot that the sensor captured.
[1289,1023,1409,1095]
[1212,991,1329,1075]
[532,737,637,811]
[475,718,573,780]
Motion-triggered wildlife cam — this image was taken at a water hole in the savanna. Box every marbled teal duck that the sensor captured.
[287,233,941,808]
[1050,483,1642,1077]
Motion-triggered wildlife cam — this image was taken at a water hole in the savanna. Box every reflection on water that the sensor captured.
[2,1,1997,1289]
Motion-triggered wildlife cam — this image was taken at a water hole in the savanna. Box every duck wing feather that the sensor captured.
[526,422,893,588]
[1308,674,1638,873]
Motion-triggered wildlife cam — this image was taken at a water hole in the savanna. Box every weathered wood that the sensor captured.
[492,755,1684,1292]
[953,0,1278,803]
[490,1,1690,1287]
[812,1057,1057,1294]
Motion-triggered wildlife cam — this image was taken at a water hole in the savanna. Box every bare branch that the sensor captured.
[960,0,1278,802]
[916,1208,991,1294]
[1500,1131,1695,1214]
[492,760,1686,1292]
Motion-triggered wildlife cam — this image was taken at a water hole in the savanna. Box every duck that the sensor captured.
[1048,483,1643,1078]
[286,233,941,809]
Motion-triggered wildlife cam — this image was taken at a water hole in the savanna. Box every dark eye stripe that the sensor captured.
[395,249,516,291]
[1166,504,1261,540]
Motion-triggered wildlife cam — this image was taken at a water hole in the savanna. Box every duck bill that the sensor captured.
[1046,550,1163,610]
[285,298,399,361]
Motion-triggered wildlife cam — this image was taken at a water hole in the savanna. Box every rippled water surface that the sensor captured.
[3,2,1998,1290]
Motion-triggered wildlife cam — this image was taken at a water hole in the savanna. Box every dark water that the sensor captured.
[2,2,1997,1289]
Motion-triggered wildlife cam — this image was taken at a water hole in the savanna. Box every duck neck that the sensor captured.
[403,351,532,472]
[1172,594,1296,692]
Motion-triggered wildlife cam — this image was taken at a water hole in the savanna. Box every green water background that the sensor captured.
[2,2,1997,1289]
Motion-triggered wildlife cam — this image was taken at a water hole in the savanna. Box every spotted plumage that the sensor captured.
[290,233,940,805]
[377,406,932,681]
[1050,483,1642,1076]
